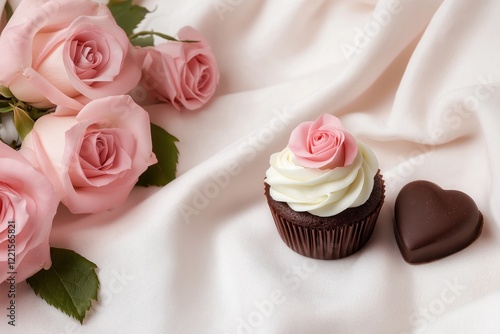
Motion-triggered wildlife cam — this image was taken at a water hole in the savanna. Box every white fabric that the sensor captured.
[2,0,500,333]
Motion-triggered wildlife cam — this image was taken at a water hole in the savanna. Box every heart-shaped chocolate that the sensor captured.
[394,180,483,264]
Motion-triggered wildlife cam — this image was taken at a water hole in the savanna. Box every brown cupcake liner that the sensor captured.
[268,175,385,260]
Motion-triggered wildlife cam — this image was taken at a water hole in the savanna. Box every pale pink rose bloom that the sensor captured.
[141,26,219,110]
[0,142,59,283]
[20,95,157,214]
[0,0,144,112]
[288,114,359,169]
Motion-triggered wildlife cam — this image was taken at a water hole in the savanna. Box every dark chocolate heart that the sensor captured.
[394,180,483,264]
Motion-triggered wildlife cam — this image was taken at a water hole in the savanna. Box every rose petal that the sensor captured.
[288,114,358,169]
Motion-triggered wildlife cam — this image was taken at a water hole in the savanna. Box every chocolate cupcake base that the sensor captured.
[265,172,385,260]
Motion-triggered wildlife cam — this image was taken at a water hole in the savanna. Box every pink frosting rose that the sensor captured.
[141,26,219,110]
[288,113,358,169]
[20,95,157,214]
[0,0,144,112]
[0,141,59,284]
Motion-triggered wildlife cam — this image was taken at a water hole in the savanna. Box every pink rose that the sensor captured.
[0,0,144,112]
[0,141,59,283]
[20,95,157,214]
[288,114,358,169]
[141,26,219,110]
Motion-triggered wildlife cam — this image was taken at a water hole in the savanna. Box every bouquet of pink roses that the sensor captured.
[0,0,219,323]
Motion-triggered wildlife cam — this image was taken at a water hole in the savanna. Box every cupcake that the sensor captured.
[264,113,385,260]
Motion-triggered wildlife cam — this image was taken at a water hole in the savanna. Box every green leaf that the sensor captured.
[129,30,200,44]
[12,106,34,140]
[26,248,100,324]
[108,0,150,36]
[5,1,13,21]
[26,106,52,122]
[137,123,179,187]
[0,85,13,98]
[0,106,13,113]
[130,35,155,47]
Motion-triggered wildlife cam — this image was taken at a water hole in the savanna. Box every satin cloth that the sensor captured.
[1,0,500,333]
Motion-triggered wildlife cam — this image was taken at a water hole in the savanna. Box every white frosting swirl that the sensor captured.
[265,141,379,217]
